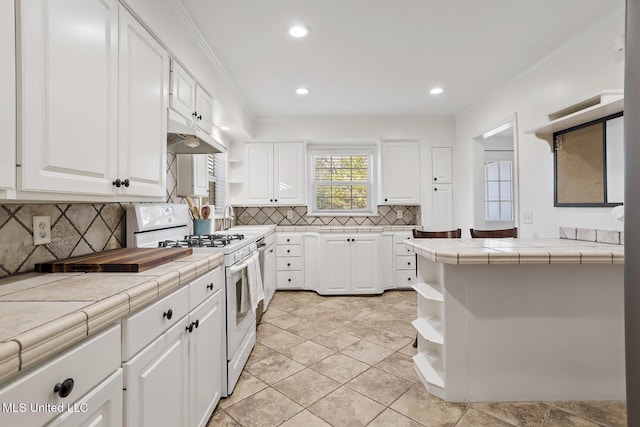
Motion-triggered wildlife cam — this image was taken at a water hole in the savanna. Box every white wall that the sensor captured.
[230,116,456,226]
[454,10,626,237]
[121,0,254,140]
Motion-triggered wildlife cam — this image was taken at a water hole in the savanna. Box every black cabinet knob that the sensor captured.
[288,278,291,282]
[434,177,438,181]
[192,112,197,117]
[408,261,411,265]
[287,249,290,253]
[269,199,273,202]
[163,309,173,320]
[269,249,273,253]
[384,198,388,202]
[434,188,438,191]
[408,277,412,281]
[207,283,214,290]
[197,115,202,120]
[54,378,74,398]
[123,178,130,188]
[112,178,122,187]
[286,238,290,242]
[287,263,291,267]
[186,323,194,333]
[194,319,199,329]
[274,199,278,202]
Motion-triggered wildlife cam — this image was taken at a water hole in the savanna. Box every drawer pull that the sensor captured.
[286,238,290,242]
[207,283,214,291]
[287,249,290,253]
[408,261,411,265]
[408,277,412,281]
[163,309,173,320]
[287,263,291,267]
[288,278,292,282]
[54,378,74,398]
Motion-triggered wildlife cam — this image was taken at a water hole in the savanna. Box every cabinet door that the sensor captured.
[380,234,394,290]
[432,147,453,184]
[118,7,168,199]
[123,320,189,427]
[0,0,15,195]
[177,154,209,197]
[246,143,274,204]
[170,60,196,122]
[189,290,223,427]
[351,235,381,294]
[48,369,123,427]
[263,246,277,308]
[431,184,454,230]
[381,142,420,204]
[18,0,119,195]
[274,143,304,205]
[194,86,214,134]
[318,236,351,295]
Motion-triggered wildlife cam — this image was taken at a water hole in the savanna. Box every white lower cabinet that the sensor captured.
[393,232,417,289]
[0,324,122,427]
[123,267,224,427]
[318,234,381,295]
[276,233,304,289]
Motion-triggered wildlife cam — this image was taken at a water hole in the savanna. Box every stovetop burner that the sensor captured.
[158,233,246,248]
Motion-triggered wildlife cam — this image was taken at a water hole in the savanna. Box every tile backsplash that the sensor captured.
[234,205,420,226]
[560,227,624,245]
[0,203,126,277]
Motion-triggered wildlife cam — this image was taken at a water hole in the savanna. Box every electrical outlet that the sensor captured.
[396,209,403,220]
[286,210,294,220]
[522,210,533,224]
[33,216,51,245]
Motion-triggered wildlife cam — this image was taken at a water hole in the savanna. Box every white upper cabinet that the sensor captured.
[118,6,168,198]
[431,147,453,184]
[177,154,209,197]
[381,141,420,204]
[0,0,15,197]
[245,142,304,205]
[17,0,119,196]
[170,60,214,134]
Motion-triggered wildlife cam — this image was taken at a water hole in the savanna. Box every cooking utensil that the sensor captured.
[185,196,201,219]
[201,205,211,219]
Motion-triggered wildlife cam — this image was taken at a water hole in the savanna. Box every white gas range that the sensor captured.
[126,204,258,397]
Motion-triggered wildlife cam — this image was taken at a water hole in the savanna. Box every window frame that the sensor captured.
[484,158,514,223]
[307,147,377,216]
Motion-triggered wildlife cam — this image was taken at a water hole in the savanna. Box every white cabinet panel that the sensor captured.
[177,154,209,197]
[381,141,420,204]
[318,234,381,295]
[246,143,274,204]
[0,0,15,195]
[118,7,168,198]
[195,88,214,134]
[170,61,196,121]
[432,147,453,184]
[188,290,223,427]
[432,184,454,230]
[18,0,119,195]
[245,142,304,205]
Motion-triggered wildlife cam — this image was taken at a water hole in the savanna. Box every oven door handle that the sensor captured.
[227,261,248,274]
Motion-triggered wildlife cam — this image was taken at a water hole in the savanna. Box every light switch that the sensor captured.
[522,210,533,224]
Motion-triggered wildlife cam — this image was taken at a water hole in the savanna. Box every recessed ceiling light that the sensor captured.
[430,87,444,95]
[296,87,309,95]
[219,126,230,131]
[289,25,310,38]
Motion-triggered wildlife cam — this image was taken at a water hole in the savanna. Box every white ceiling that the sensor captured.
[180,0,624,119]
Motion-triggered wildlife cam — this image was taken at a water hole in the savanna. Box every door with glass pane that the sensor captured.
[483,150,515,229]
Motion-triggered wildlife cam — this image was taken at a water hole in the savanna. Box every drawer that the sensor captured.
[276,257,303,271]
[395,242,414,256]
[277,271,304,288]
[396,255,415,270]
[189,266,223,310]
[0,324,120,427]
[122,285,188,361]
[393,232,413,244]
[276,234,302,245]
[395,270,417,288]
[276,245,302,257]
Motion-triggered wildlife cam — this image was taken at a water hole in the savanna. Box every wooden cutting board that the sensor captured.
[35,248,193,273]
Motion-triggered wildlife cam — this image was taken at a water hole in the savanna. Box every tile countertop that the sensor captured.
[274,225,421,232]
[0,252,224,386]
[406,238,624,265]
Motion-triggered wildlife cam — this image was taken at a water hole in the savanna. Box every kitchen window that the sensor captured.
[484,159,513,222]
[308,149,375,215]
[205,152,226,216]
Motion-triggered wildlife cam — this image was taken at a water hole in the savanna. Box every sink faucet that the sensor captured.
[222,204,233,230]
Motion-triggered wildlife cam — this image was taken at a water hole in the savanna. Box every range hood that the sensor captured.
[167,109,226,154]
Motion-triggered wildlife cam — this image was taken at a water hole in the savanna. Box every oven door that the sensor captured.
[225,260,256,361]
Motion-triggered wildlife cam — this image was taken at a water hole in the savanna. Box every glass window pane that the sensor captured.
[486,162,499,180]
[500,182,512,200]
[352,198,367,209]
[499,161,512,180]
[351,168,368,181]
[352,185,367,198]
[315,168,332,181]
[332,198,351,210]
[500,202,513,221]
[487,182,500,200]
[486,202,500,221]
[316,185,331,197]
[317,198,331,209]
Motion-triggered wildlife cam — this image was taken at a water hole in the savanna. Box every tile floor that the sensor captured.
[207,290,627,427]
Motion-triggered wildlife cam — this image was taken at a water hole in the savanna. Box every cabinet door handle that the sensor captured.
[408,261,411,265]
[274,199,278,202]
[192,111,197,117]
[186,323,194,333]
[112,178,122,187]
[54,378,74,398]
[270,199,273,202]
[434,187,438,191]
[384,198,388,202]
[434,177,438,181]
[286,238,290,242]
[269,249,273,253]
[288,278,292,282]
[207,283,214,290]
[163,309,173,320]
[194,319,199,329]
[123,178,130,187]
[408,277,412,281]
[287,249,290,253]
[197,114,202,120]
[287,263,291,267]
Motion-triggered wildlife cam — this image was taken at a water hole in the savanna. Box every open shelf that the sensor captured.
[412,317,444,344]
[413,282,443,302]
[413,351,444,389]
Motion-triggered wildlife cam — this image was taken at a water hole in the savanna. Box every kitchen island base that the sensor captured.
[413,253,625,403]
